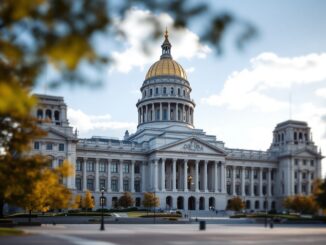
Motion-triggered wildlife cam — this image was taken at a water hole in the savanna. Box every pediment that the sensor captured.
[293,148,321,158]
[45,128,76,141]
[155,137,227,156]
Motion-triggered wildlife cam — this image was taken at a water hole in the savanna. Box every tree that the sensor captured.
[84,190,95,211]
[142,192,160,211]
[283,195,318,214]
[226,197,245,212]
[17,160,73,222]
[314,178,326,209]
[72,194,83,210]
[118,192,134,208]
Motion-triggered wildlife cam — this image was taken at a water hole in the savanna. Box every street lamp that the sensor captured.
[100,189,105,231]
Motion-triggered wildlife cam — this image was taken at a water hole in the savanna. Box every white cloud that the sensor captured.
[185,67,195,73]
[111,8,211,73]
[67,108,136,134]
[202,52,326,111]
[315,87,326,98]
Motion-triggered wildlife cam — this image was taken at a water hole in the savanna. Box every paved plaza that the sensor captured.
[1,224,326,245]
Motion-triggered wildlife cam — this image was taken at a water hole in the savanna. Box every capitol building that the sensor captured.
[32,32,323,212]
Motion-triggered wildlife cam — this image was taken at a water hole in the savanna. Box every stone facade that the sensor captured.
[31,33,323,212]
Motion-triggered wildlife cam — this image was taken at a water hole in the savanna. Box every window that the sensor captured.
[171,87,174,95]
[87,161,95,172]
[311,173,314,180]
[294,184,298,194]
[123,163,130,173]
[183,90,185,96]
[294,171,297,179]
[46,143,53,150]
[34,141,40,150]
[163,109,167,120]
[303,160,307,165]
[76,160,82,171]
[100,196,107,206]
[310,160,314,166]
[150,89,153,96]
[226,168,231,178]
[227,183,231,195]
[245,184,250,196]
[235,184,241,195]
[262,185,267,195]
[302,172,306,179]
[236,168,240,178]
[294,132,297,140]
[111,163,118,173]
[155,87,159,95]
[76,178,82,190]
[254,169,258,179]
[178,88,181,96]
[37,109,43,119]
[100,179,106,190]
[163,87,167,94]
[54,110,60,121]
[262,170,267,180]
[144,90,147,96]
[87,178,94,191]
[58,159,64,166]
[271,185,274,196]
[45,109,52,119]
[155,109,160,120]
[123,179,129,191]
[135,197,141,207]
[271,170,274,180]
[135,164,140,174]
[99,162,106,172]
[111,179,118,192]
[135,180,141,192]
[302,184,307,194]
[254,184,259,196]
[245,169,250,179]
[59,143,64,151]
[255,200,260,209]
[294,159,299,165]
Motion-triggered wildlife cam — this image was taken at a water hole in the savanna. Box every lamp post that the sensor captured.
[100,189,105,231]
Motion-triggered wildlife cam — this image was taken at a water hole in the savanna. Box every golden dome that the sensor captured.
[145,58,187,80]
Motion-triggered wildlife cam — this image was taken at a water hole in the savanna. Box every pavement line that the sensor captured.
[46,234,118,245]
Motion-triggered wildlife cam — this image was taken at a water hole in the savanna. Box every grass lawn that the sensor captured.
[0,228,24,236]
[127,211,155,217]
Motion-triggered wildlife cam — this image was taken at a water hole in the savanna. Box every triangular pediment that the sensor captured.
[45,127,77,141]
[293,148,322,158]
[154,137,227,156]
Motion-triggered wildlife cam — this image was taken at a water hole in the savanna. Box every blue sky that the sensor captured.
[34,1,326,176]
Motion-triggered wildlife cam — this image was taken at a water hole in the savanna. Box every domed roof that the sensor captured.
[145,58,187,80]
[145,29,187,81]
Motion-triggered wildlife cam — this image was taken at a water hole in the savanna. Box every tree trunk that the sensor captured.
[0,197,4,218]
[28,210,32,223]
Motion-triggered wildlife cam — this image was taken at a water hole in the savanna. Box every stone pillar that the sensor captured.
[83,158,87,191]
[184,160,188,192]
[141,162,146,192]
[95,158,99,192]
[160,103,163,120]
[154,159,158,191]
[259,168,263,197]
[172,159,177,192]
[176,103,179,121]
[214,161,218,192]
[220,162,226,193]
[119,160,123,192]
[161,159,166,191]
[250,167,254,197]
[241,167,245,196]
[298,169,302,194]
[307,171,311,194]
[107,160,111,192]
[267,168,271,196]
[195,160,199,192]
[204,160,208,192]
[183,104,185,121]
[232,166,236,195]
[168,103,171,120]
[131,160,135,193]
[140,107,143,123]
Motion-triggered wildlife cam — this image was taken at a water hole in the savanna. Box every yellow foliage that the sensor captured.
[84,190,95,210]
[142,192,160,209]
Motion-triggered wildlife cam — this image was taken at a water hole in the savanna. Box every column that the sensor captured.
[176,103,179,121]
[250,167,254,197]
[259,168,263,197]
[183,104,185,121]
[168,103,171,120]
[161,159,166,191]
[154,159,158,191]
[151,103,154,121]
[107,160,111,192]
[220,162,226,193]
[232,166,236,195]
[307,171,311,194]
[195,160,199,192]
[241,167,245,196]
[298,169,302,194]
[83,158,87,191]
[140,107,143,123]
[119,160,123,192]
[172,159,177,192]
[214,161,218,192]
[160,103,163,120]
[184,160,188,192]
[267,168,271,196]
[131,160,135,192]
[141,162,146,192]
[95,158,99,192]
[204,160,208,192]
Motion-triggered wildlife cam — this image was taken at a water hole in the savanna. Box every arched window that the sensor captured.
[163,87,167,94]
[37,109,43,119]
[150,89,153,96]
[45,109,52,119]
[171,87,174,95]
[144,90,147,97]
[281,133,284,141]
[178,88,181,96]
[255,200,260,209]
[294,132,297,140]
[183,90,185,96]
[155,87,159,95]
[299,132,303,140]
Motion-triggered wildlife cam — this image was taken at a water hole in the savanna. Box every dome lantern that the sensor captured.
[161,28,172,59]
